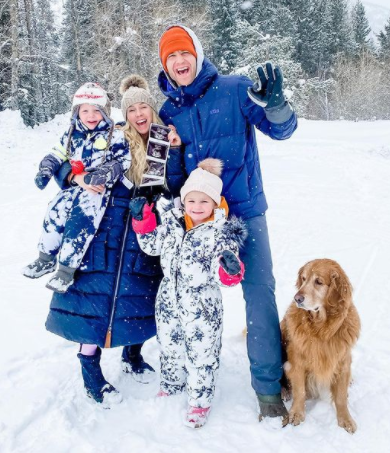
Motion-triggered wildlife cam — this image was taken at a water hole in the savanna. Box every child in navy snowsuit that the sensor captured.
[22,82,130,292]
[131,158,246,428]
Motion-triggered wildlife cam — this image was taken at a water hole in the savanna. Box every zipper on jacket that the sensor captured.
[104,207,131,348]
[189,108,200,162]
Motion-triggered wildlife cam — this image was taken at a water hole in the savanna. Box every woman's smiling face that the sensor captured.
[126,102,153,138]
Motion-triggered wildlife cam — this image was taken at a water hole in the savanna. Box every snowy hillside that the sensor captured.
[1,110,390,453]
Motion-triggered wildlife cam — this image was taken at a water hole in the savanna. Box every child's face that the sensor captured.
[184,191,217,226]
[79,104,104,130]
[127,102,153,139]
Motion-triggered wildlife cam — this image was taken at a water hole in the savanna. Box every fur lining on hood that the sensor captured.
[221,216,248,249]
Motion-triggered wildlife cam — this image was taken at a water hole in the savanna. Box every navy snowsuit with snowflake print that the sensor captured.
[38,118,130,269]
[137,207,246,407]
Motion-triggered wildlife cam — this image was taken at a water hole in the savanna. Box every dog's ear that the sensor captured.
[295,264,305,289]
[327,266,353,315]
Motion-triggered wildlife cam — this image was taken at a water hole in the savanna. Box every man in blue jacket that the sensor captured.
[158,24,298,422]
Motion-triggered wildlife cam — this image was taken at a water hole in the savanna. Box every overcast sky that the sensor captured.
[363,0,390,10]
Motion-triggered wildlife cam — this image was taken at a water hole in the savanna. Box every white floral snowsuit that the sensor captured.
[137,207,246,407]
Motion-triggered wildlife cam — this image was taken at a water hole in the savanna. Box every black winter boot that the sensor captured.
[77,347,122,408]
[257,393,288,425]
[122,344,155,384]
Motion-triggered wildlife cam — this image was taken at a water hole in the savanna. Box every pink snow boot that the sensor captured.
[184,406,211,429]
[156,389,169,397]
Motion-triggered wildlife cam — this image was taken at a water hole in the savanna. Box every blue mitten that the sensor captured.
[34,154,62,190]
[84,161,123,186]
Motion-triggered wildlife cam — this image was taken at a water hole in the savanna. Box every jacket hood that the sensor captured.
[158,24,205,89]
[158,58,218,104]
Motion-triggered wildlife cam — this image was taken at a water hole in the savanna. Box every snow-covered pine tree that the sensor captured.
[328,0,354,58]
[0,0,12,110]
[60,0,95,100]
[233,19,309,116]
[378,16,390,60]
[208,0,239,74]
[351,0,371,55]
[35,0,68,120]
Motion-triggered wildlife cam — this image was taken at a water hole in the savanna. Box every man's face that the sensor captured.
[166,50,197,86]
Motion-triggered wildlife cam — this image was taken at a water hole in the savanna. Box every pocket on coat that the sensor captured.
[79,231,107,272]
[132,252,162,277]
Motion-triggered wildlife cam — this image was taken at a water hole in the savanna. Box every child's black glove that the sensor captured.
[129,197,148,221]
[219,250,241,276]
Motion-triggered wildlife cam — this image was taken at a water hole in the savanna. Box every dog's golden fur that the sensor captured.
[281,259,361,433]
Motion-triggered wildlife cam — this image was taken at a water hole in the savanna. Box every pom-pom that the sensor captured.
[70,160,85,175]
[119,75,149,94]
[197,158,223,177]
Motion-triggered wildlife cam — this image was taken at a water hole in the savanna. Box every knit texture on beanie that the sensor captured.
[159,26,197,72]
[72,82,111,116]
[180,158,223,205]
[120,74,157,121]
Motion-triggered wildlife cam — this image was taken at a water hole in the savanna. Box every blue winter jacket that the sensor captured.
[158,59,298,219]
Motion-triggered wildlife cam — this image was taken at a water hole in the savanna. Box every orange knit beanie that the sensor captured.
[159,26,197,72]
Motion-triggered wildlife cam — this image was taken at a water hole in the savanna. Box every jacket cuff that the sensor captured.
[265,101,294,124]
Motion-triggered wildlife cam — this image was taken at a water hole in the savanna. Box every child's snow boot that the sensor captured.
[22,252,56,278]
[121,344,155,384]
[77,347,122,408]
[156,389,170,397]
[184,406,211,429]
[45,264,76,293]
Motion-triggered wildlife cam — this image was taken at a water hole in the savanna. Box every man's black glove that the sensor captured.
[219,250,241,276]
[84,160,122,186]
[34,154,62,190]
[129,197,149,221]
[247,62,286,109]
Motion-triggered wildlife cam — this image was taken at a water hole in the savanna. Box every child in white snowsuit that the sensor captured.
[22,82,130,292]
[131,158,246,428]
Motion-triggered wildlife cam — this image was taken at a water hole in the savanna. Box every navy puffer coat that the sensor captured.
[45,145,185,348]
[158,59,298,220]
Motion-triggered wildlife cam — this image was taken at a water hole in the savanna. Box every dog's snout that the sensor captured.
[294,294,305,305]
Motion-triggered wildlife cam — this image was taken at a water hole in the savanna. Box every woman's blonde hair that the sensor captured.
[121,109,163,186]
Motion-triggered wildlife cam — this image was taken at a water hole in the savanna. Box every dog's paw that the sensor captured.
[338,416,357,434]
[288,409,305,426]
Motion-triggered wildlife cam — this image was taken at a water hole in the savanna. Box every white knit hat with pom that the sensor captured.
[180,158,223,205]
[120,74,157,120]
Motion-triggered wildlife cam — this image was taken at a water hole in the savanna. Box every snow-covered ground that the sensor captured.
[1,109,390,453]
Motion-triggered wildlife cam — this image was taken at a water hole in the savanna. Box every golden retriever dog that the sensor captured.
[281,259,361,433]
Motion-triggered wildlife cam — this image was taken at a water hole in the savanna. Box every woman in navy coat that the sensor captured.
[45,75,183,407]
